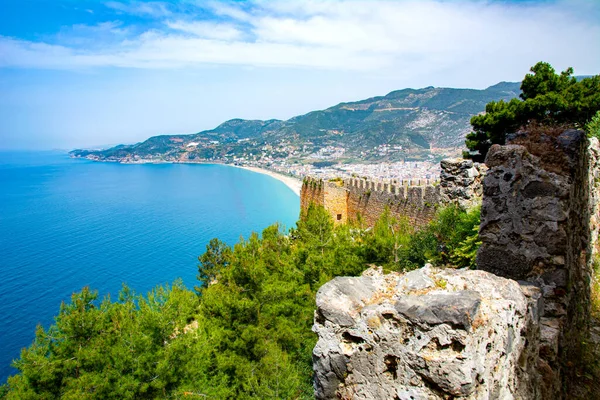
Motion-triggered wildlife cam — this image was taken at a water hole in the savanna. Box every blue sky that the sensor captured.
[1,0,599,150]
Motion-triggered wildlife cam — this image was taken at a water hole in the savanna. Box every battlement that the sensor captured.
[345,177,438,189]
[302,176,439,193]
[300,158,484,227]
[302,177,327,186]
[343,177,438,196]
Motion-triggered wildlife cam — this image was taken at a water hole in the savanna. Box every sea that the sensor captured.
[0,151,300,383]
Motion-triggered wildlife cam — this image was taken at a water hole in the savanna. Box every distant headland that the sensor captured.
[70,81,521,182]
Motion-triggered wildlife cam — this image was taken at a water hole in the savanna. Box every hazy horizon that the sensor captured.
[1,0,599,150]
[2,79,521,152]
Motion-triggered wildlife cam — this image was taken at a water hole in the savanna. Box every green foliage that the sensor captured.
[361,208,417,270]
[195,238,232,291]
[430,204,481,268]
[586,111,600,140]
[450,226,481,268]
[4,282,198,399]
[406,205,481,268]
[4,205,481,398]
[465,62,600,161]
[592,253,600,323]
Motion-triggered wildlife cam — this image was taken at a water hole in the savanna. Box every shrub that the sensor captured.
[586,111,600,140]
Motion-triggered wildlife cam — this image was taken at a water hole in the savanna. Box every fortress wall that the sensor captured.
[300,159,485,228]
[345,178,439,227]
[323,182,349,224]
[477,130,599,398]
[300,178,349,224]
[300,177,325,216]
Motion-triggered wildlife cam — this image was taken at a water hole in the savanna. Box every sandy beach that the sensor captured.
[230,165,302,196]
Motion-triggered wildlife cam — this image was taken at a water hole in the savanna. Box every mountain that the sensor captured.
[70,81,521,163]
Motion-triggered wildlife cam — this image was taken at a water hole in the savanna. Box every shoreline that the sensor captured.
[70,155,303,196]
[229,165,302,197]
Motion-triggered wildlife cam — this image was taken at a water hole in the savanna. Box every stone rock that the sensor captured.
[439,158,485,208]
[394,291,481,331]
[477,144,571,280]
[316,276,378,327]
[477,130,598,398]
[313,266,542,399]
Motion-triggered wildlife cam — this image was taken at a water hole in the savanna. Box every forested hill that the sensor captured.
[70,81,521,162]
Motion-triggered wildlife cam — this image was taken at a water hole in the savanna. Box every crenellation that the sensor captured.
[397,185,407,200]
[424,185,439,204]
[407,186,424,207]
[301,157,484,227]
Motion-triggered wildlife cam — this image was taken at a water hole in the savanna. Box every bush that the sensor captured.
[411,204,481,268]
[586,111,600,140]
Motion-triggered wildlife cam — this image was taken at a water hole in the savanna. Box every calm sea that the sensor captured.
[0,151,300,383]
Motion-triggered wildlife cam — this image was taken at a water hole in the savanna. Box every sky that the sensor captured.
[0,0,599,150]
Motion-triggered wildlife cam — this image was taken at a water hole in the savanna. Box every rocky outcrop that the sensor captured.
[313,266,542,399]
[439,158,487,209]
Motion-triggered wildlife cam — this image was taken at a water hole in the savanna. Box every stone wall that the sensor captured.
[300,159,485,227]
[477,129,599,397]
[311,130,600,399]
[300,177,325,216]
[300,178,350,224]
[588,137,600,264]
[439,158,487,209]
[345,178,440,227]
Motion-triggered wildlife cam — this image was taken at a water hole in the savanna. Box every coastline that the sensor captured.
[229,165,302,197]
[70,155,303,197]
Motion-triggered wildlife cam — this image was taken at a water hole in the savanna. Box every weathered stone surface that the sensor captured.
[477,130,599,398]
[477,143,571,280]
[394,291,481,331]
[316,276,377,327]
[439,158,486,209]
[313,266,541,399]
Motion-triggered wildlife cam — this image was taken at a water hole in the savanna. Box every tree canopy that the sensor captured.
[1,205,480,399]
[465,62,600,162]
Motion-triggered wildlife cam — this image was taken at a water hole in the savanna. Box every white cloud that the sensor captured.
[0,34,383,70]
[204,1,253,22]
[166,20,243,41]
[1,0,599,77]
[104,1,171,17]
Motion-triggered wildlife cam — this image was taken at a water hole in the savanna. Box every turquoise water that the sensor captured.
[0,152,300,383]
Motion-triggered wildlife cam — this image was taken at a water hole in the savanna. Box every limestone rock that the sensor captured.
[313,266,541,399]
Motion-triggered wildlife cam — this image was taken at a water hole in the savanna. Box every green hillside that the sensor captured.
[70,82,520,163]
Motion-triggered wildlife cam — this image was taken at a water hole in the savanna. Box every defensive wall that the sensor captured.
[477,129,600,397]
[300,159,486,227]
[312,129,600,399]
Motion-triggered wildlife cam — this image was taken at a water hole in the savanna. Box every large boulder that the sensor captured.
[313,266,542,399]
